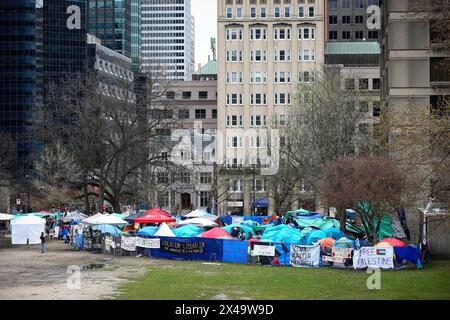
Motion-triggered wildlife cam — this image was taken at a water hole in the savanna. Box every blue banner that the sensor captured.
[222,239,248,264]
[149,237,223,262]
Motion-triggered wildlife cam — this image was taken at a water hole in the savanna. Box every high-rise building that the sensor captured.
[0,0,38,176]
[87,0,141,72]
[326,0,381,42]
[141,0,195,81]
[217,0,325,215]
[380,0,450,253]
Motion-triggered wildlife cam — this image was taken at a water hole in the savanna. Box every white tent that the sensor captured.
[11,215,46,245]
[62,212,88,223]
[177,218,218,228]
[185,209,208,218]
[83,213,127,226]
[154,223,176,237]
[0,213,13,221]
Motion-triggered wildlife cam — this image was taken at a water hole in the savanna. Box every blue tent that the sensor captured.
[322,227,347,240]
[174,225,203,238]
[222,223,256,239]
[304,230,328,245]
[261,225,304,244]
[137,226,159,237]
[92,225,121,237]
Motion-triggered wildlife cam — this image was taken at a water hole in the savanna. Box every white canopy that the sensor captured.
[11,215,46,245]
[177,217,218,228]
[154,223,176,237]
[62,211,88,223]
[83,213,127,225]
[185,209,208,218]
[0,213,13,221]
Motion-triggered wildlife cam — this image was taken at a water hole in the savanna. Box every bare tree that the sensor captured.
[36,71,181,213]
[0,132,16,181]
[318,156,406,241]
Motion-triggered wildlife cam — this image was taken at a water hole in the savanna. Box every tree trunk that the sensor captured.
[83,175,89,215]
[98,183,104,214]
[338,206,346,233]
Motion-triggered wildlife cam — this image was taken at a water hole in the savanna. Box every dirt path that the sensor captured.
[0,238,182,300]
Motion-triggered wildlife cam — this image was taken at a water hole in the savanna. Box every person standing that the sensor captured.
[40,232,46,254]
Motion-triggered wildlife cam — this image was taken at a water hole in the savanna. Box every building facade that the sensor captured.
[217,0,325,215]
[87,0,141,72]
[326,0,381,42]
[380,0,450,255]
[141,0,195,81]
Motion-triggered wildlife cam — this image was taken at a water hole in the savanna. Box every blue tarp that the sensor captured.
[174,225,203,238]
[304,230,328,245]
[261,225,304,244]
[222,239,248,264]
[322,228,347,240]
[149,237,223,262]
[219,216,233,226]
[222,224,256,239]
[243,216,269,225]
[92,225,121,237]
[75,234,84,250]
[394,245,422,269]
[137,226,159,237]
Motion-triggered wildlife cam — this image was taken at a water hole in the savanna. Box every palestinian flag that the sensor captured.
[376,249,386,256]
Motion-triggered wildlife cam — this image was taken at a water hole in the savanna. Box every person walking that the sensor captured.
[40,232,46,254]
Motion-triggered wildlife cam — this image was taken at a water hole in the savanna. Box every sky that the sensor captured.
[192,0,218,69]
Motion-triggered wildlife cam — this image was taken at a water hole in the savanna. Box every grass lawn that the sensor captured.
[112,260,450,300]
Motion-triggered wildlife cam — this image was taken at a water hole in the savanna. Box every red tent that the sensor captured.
[200,227,233,239]
[134,212,176,224]
[145,208,171,217]
[380,238,407,247]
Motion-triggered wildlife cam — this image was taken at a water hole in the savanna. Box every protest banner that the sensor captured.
[290,244,321,268]
[253,245,276,257]
[121,236,137,252]
[135,237,161,249]
[353,247,394,269]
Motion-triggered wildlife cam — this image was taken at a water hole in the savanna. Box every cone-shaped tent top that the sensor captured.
[200,227,233,239]
[83,213,127,225]
[155,223,176,237]
[185,209,208,218]
[134,212,176,224]
[145,208,171,217]
[177,217,218,228]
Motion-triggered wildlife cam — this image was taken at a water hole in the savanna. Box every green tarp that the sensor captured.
[294,217,340,230]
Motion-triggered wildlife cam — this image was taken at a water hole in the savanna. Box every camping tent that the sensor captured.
[11,215,46,244]
[134,212,176,224]
[0,213,13,221]
[177,218,218,228]
[174,225,203,238]
[185,209,208,218]
[92,225,121,237]
[200,227,233,239]
[83,213,127,225]
[154,223,176,237]
[62,212,88,223]
[137,226,159,237]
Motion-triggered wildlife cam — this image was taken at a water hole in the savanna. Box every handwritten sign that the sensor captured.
[253,245,276,257]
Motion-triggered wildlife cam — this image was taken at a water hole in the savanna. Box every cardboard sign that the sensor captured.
[136,237,160,249]
[353,247,394,269]
[332,247,353,264]
[290,244,321,268]
[253,245,276,257]
[104,235,113,252]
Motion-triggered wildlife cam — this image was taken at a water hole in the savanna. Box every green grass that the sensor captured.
[112,261,450,300]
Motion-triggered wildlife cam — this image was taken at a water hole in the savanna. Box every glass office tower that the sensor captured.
[88,0,141,72]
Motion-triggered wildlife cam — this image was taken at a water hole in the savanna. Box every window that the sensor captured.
[342,15,351,24]
[157,172,169,184]
[329,15,337,24]
[373,101,381,117]
[199,91,208,99]
[250,7,256,18]
[260,7,267,18]
[355,31,364,40]
[227,28,243,41]
[274,7,281,18]
[251,72,267,83]
[275,28,291,40]
[298,6,304,17]
[359,100,369,112]
[212,109,217,119]
[200,191,210,207]
[157,191,169,207]
[329,31,337,40]
[250,115,267,127]
[179,109,189,119]
[226,7,233,19]
[372,78,381,90]
[300,71,313,83]
[342,0,351,9]
[359,78,369,90]
[230,180,242,192]
[355,0,364,8]
[328,0,338,9]
[308,6,315,17]
[251,50,267,62]
[355,15,364,24]
[236,7,243,18]
[251,93,267,105]
[342,31,351,39]
[166,91,175,99]
[251,28,266,40]
[226,93,243,105]
[195,109,206,119]
[180,172,191,184]
[302,49,314,61]
[183,91,192,99]
[200,173,212,184]
[368,30,379,39]
[227,72,243,83]
[284,6,290,17]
